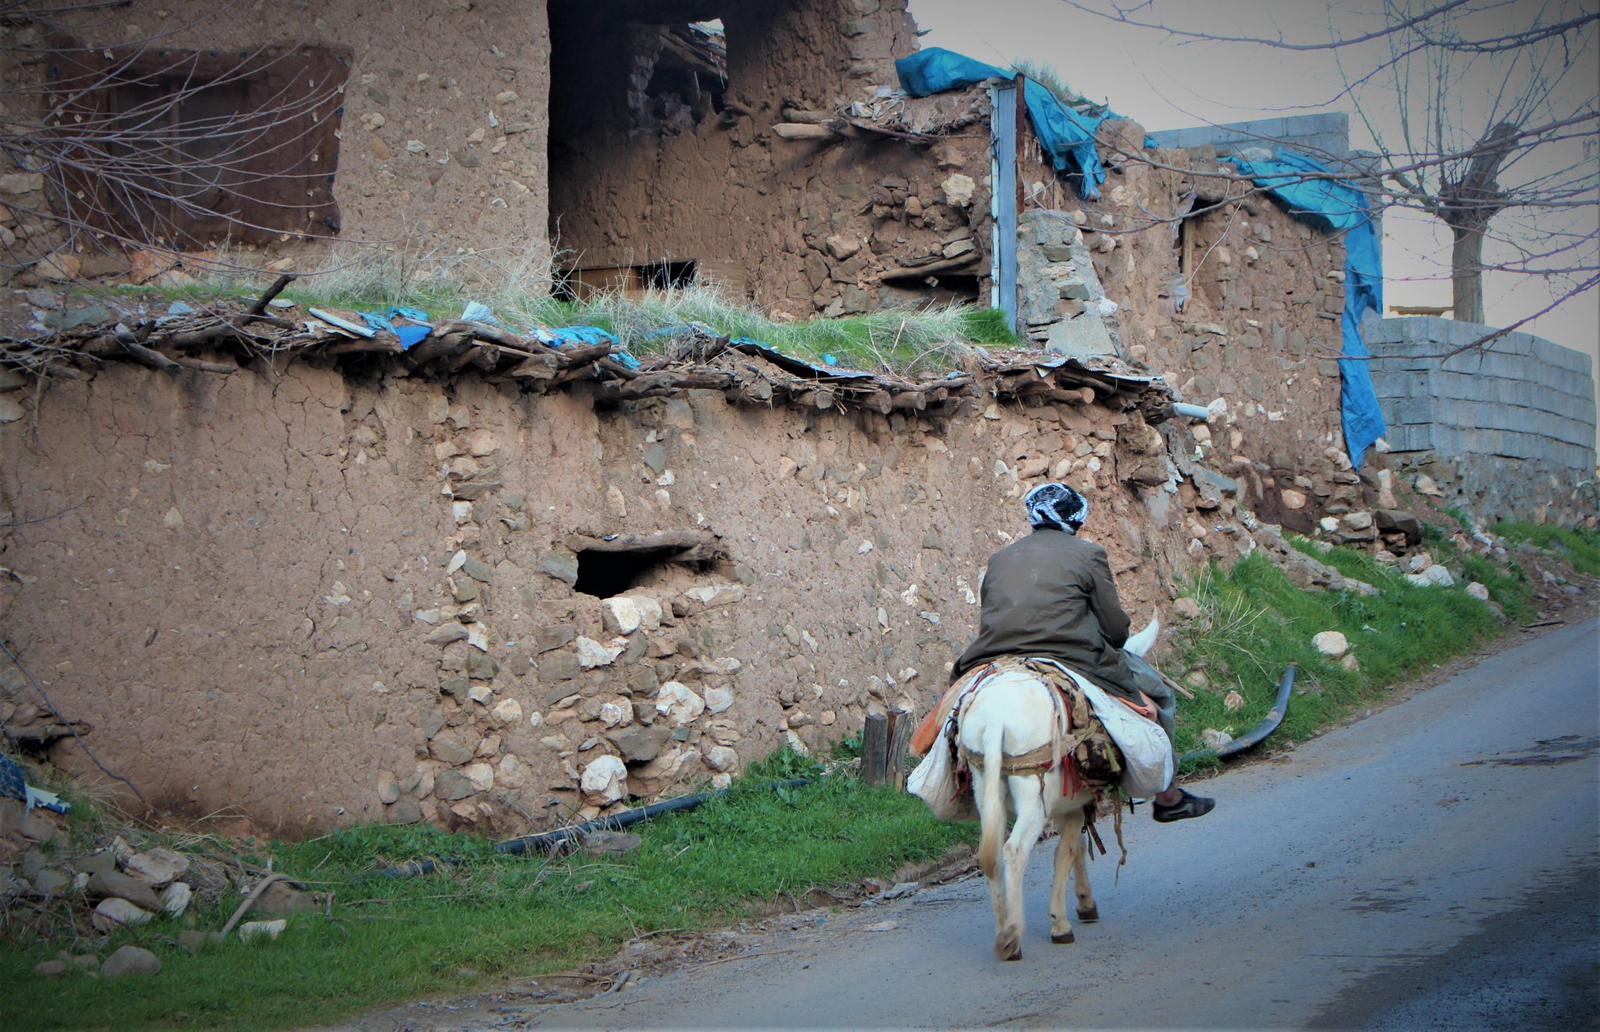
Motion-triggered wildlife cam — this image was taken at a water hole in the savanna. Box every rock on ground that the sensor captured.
[100,945,161,978]
[1312,630,1350,658]
[92,897,154,931]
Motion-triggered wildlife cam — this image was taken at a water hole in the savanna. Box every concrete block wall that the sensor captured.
[1147,113,1351,161]
[1367,316,1597,524]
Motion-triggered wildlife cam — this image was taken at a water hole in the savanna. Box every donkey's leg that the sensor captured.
[997,776,1047,961]
[972,759,1009,950]
[1073,830,1099,923]
[1048,805,1086,943]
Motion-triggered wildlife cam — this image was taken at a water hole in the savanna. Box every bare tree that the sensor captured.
[0,3,350,272]
[1059,0,1599,328]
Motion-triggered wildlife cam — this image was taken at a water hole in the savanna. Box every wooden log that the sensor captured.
[502,353,562,380]
[593,372,677,402]
[114,325,181,373]
[873,253,982,282]
[860,389,894,415]
[886,708,915,790]
[444,342,498,373]
[172,354,237,374]
[554,342,618,368]
[773,122,836,140]
[403,331,469,370]
[889,390,927,412]
[323,337,404,356]
[805,387,836,410]
[861,713,890,785]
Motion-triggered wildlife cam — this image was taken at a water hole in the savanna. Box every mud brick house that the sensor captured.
[1,2,1592,836]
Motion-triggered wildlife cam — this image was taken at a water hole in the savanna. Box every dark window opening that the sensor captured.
[573,544,721,598]
[45,37,350,248]
[554,259,699,302]
[879,272,982,306]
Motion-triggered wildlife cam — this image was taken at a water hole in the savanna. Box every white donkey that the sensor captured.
[958,619,1160,961]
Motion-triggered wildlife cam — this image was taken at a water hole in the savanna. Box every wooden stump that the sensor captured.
[862,713,889,784]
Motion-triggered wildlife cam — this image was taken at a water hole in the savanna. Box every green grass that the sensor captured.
[0,753,974,1031]
[105,258,1017,378]
[1495,521,1600,577]
[1170,548,1503,767]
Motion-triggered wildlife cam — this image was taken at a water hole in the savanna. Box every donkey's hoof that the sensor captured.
[995,935,1023,961]
[1051,930,1076,944]
[1076,906,1100,923]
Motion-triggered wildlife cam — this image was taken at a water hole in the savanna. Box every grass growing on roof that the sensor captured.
[0,751,974,1032]
[107,243,1016,378]
[1169,548,1502,768]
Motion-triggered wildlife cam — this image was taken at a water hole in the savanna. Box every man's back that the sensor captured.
[952,527,1137,699]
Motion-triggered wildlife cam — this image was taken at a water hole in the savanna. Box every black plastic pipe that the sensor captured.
[376,777,812,879]
[1178,663,1296,766]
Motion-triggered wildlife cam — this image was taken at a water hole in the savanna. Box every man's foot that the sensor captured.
[1153,789,1215,823]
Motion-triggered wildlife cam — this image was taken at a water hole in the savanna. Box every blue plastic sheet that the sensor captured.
[395,325,432,350]
[896,48,1109,199]
[1228,149,1386,467]
[538,326,642,369]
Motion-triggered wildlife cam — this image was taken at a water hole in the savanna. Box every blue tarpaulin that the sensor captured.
[896,48,1110,200]
[1227,149,1386,468]
[538,325,642,369]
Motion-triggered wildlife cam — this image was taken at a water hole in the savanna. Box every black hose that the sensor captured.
[376,777,812,879]
[1178,663,1296,766]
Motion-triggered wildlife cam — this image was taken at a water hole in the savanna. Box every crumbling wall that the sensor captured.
[1014,116,1352,523]
[0,362,1212,836]
[0,0,551,283]
[547,0,992,316]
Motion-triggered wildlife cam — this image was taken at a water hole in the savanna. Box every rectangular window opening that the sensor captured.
[44,36,351,248]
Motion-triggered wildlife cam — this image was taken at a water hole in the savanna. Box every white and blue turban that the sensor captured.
[1025,482,1089,534]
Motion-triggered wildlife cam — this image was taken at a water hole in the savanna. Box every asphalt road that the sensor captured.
[390,618,1600,1030]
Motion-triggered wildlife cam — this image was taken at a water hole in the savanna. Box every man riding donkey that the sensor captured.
[938,481,1214,823]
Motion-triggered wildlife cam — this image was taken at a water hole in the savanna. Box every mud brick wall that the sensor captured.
[1015,117,1352,508]
[0,362,1220,837]
[546,0,995,317]
[0,0,552,273]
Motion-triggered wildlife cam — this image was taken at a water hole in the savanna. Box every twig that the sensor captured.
[1161,672,1197,700]
[0,638,145,804]
[218,872,289,938]
[244,274,296,322]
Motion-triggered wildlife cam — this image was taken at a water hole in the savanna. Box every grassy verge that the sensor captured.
[0,753,973,1032]
[1495,521,1600,577]
[1170,547,1504,766]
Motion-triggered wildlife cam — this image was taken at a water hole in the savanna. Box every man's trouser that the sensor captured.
[1124,651,1178,764]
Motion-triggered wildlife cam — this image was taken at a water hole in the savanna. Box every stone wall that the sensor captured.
[1,360,1221,837]
[0,0,552,281]
[546,0,995,317]
[1367,316,1598,525]
[1013,117,1352,506]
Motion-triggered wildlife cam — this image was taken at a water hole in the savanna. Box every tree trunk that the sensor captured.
[1439,121,1518,328]
[1450,224,1486,324]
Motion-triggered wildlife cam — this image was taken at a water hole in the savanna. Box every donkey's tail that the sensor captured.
[976,721,1006,879]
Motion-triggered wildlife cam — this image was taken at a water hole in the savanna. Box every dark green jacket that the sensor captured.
[951,527,1137,700]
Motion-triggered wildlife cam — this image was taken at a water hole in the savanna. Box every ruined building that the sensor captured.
[0,2,1593,835]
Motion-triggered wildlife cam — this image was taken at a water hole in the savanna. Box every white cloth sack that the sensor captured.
[1072,676,1175,798]
[907,735,976,821]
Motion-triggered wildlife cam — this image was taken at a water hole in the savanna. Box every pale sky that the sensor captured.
[909,0,1600,384]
